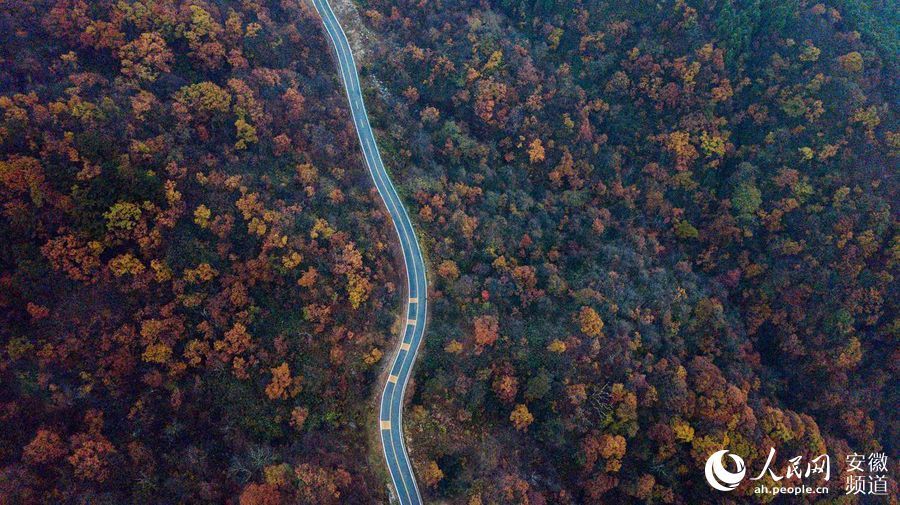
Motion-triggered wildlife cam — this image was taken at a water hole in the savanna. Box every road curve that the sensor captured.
[311,0,428,503]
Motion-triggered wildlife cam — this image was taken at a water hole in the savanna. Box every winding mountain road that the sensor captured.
[311,0,427,503]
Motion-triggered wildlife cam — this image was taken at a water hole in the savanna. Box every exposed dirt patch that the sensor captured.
[330,0,379,63]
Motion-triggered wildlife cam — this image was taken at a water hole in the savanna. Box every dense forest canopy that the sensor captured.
[0,0,897,503]
[351,0,897,501]
[1,0,400,502]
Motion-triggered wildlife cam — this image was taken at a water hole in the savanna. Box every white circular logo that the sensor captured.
[705,450,746,492]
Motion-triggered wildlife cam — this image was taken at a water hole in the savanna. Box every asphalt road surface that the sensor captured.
[311,0,428,502]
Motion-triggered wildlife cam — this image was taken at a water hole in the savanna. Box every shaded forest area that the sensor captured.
[352,0,898,502]
[0,0,401,503]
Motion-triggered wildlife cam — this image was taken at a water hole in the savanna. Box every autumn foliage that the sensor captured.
[0,0,897,503]
[357,0,898,502]
[0,0,399,502]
